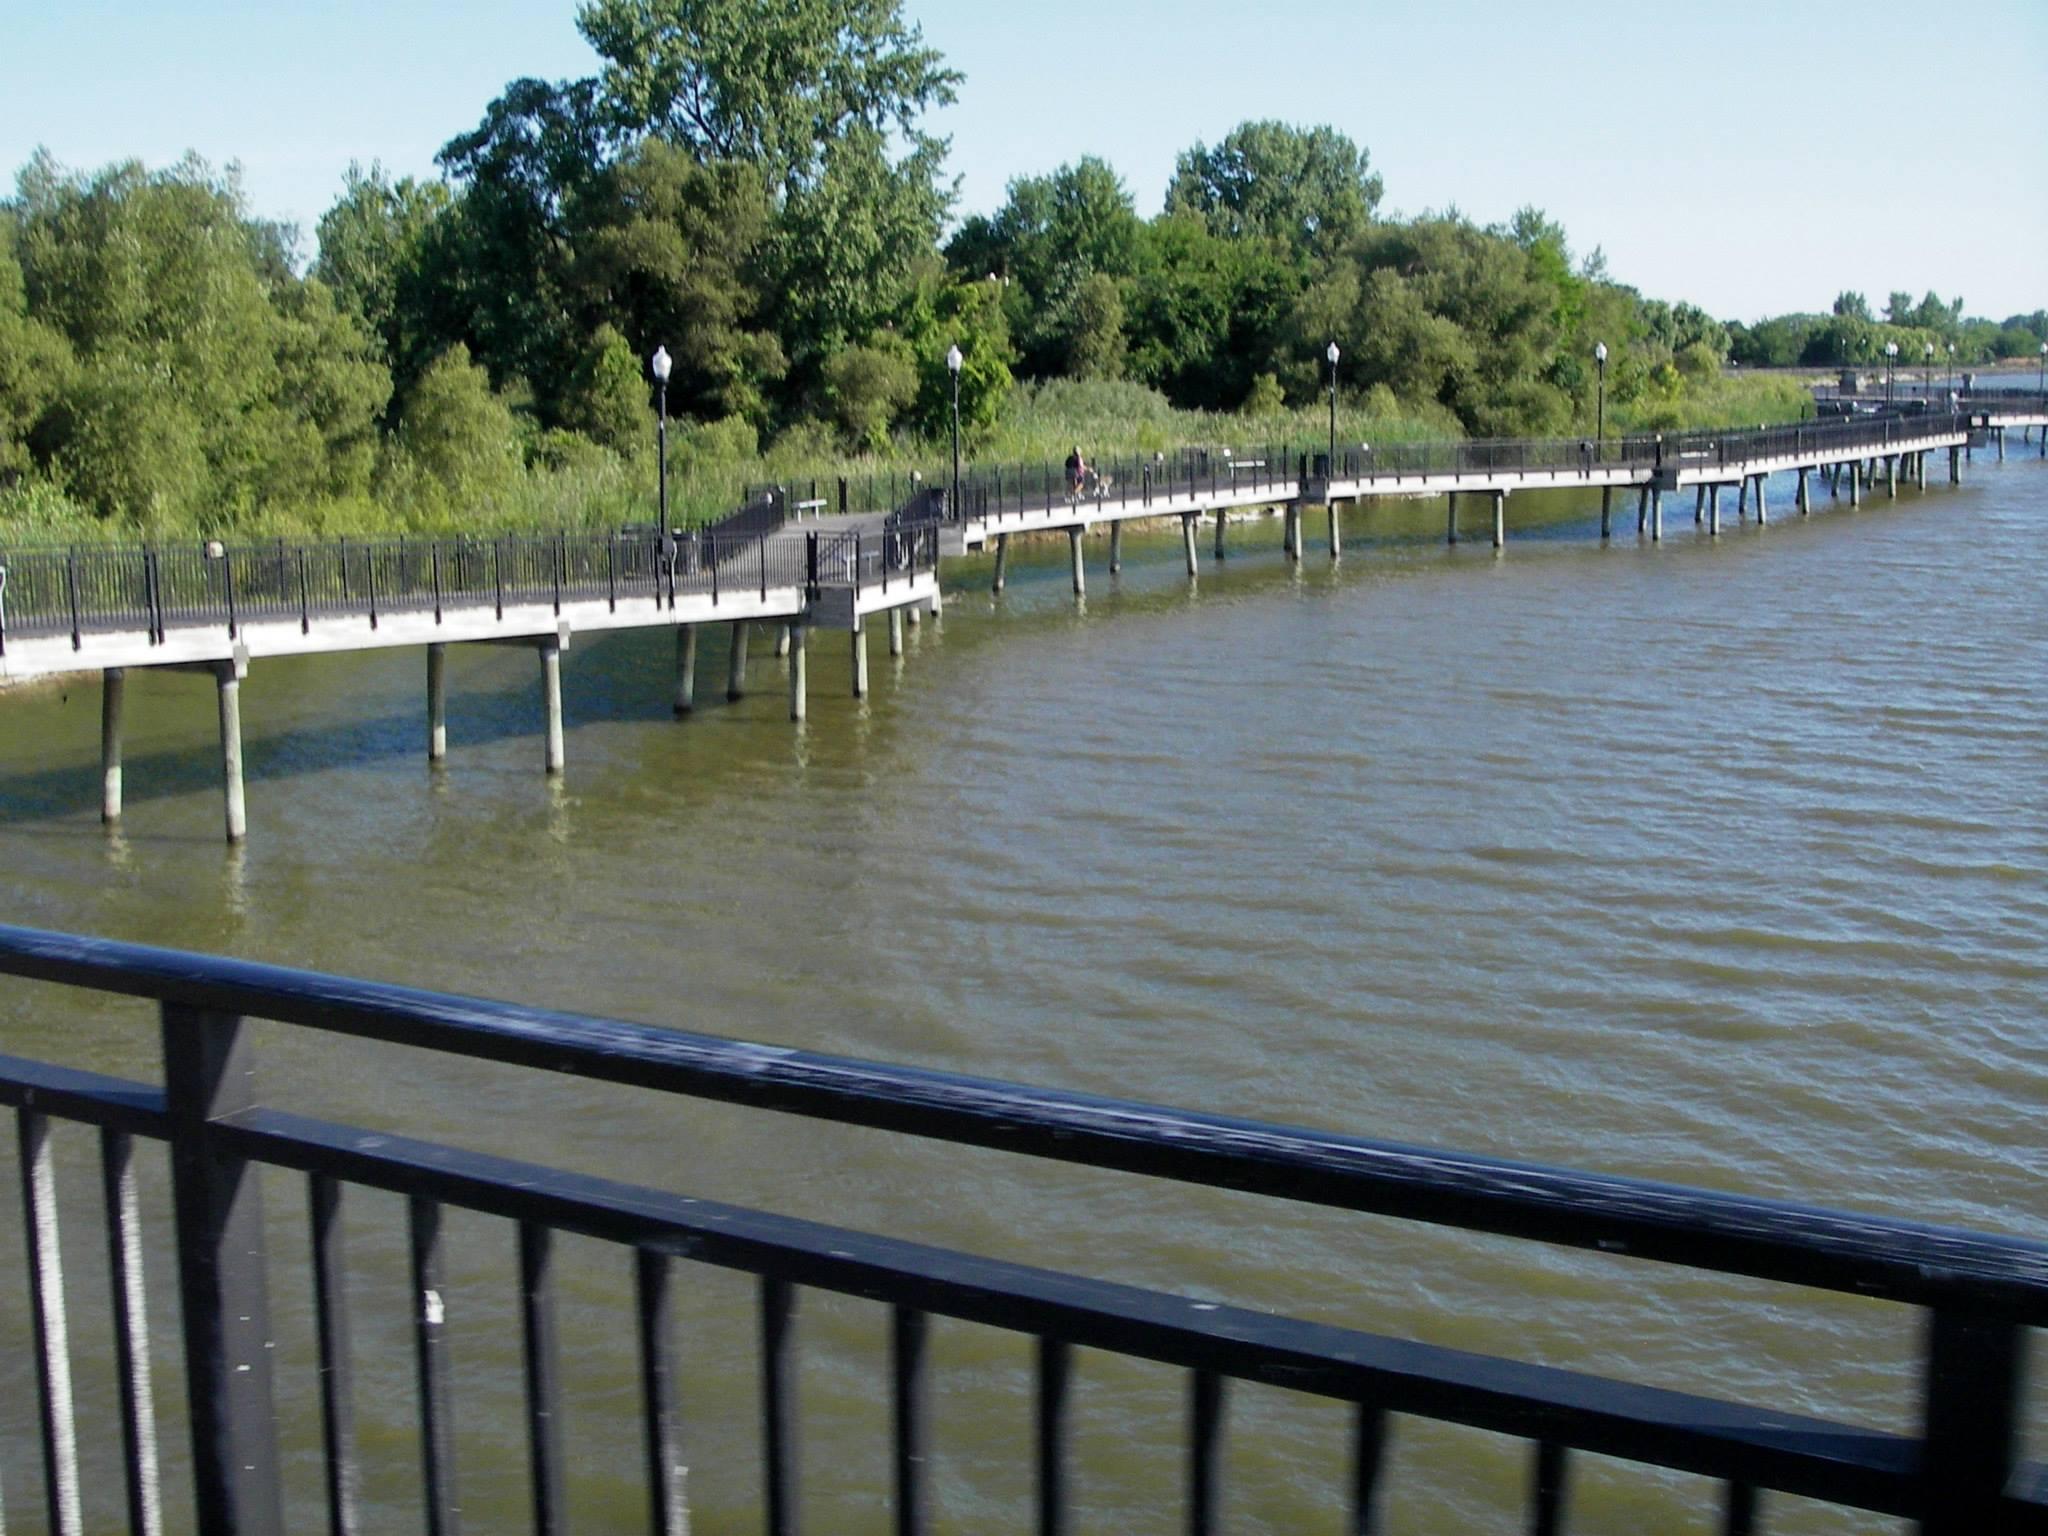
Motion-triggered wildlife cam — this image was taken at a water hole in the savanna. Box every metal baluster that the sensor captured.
[1722,1481,1757,1536]
[309,1174,359,1536]
[432,543,444,624]
[410,1196,460,1536]
[1349,1405,1388,1536]
[635,1251,686,1536]
[365,546,379,631]
[19,1109,82,1536]
[162,1001,283,1533]
[1531,1441,1567,1536]
[102,1128,164,1536]
[520,1223,564,1536]
[222,548,238,639]
[1036,1336,1071,1536]
[1189,1370,1224,1536]
[67,549,82,650]
[297,550,310,635]
[760,1276,796,1536]
[1918,1309,2022,1536]
[891,1306,928,1536]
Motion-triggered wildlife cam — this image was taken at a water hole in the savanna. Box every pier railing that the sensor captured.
[0,922,2039,1536]
[897,410,1974,526]
[0,524,827,652]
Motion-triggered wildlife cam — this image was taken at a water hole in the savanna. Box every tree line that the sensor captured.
[3,0,2041,539]
[1729,290,2045,372]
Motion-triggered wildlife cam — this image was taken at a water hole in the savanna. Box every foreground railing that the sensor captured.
[0,923,2039,1535]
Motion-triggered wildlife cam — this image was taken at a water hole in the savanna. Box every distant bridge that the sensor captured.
[0,402,2039,840]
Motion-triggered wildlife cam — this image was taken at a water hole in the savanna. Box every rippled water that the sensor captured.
[1,454,2043,1535]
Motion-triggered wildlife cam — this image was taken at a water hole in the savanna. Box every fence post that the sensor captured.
[1917,1309,2022,1536]
[221,549,238,640]
[67,549,82,651]
[297,550,309,635]
[162,1001,285,1535]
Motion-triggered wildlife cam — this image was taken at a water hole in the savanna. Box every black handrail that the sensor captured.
[0,921,2039,1536]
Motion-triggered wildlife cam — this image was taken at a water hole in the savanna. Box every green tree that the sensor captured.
[569,141,781,421]
[1832,291,1871,322]
[1065,272,1126,380]
[1166,121,1381,257]
[950,157,1143,377]
[768,124,946,374]
[16,152,387,525]
[561,324,650,451]
[394,343,522,508]
[821,337,917,448]
[575,0,959,191]
[313,163,452,400]
[0,211,72,483]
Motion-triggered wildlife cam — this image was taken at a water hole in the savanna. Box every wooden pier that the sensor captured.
[1,401,2040,840]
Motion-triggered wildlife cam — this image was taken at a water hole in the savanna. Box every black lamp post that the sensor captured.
[2039,341,2046,402]
[1947,342,1955,401]
[946,344,963,516]
[1325,340,1340,473]
[1593,341,1608,457]
[650,345,672,536]
[1885,341,1897,409]
[1923,340,1933,401]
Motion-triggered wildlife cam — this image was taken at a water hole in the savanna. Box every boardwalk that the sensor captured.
[0,400,2039,839]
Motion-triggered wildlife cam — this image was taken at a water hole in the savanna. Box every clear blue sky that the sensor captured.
[5,0,2043,322]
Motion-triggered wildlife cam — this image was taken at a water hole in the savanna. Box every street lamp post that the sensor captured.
[1885,341,1898,409]
[1923,340,1933,402]
[1947,342,1955,401]
[650,346,672,537]
[946,344,963,517]
[1593,341,1608,458]
[2039,341,2046,402]
[1325,341,1340,474]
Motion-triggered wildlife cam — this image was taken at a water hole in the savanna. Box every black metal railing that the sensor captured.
[0,410,1986,657]
[885,412,1976,529]
[805,522,942,597]
[0,525,826,651]
[0,922,2039,1536]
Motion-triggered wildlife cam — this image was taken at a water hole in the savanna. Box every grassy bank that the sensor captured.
[0,374,1811,548]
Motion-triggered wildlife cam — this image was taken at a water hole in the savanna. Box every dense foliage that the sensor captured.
[1726,290,2046,373]
[2,0,2039,541]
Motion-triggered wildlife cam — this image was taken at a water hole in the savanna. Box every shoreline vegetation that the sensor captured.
[2,0,2040,549]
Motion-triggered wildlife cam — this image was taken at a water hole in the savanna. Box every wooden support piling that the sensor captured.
[1108,520,1124,574]
[788,625,806,721]
[726,621,749,700]
[850,621,867,698]
[1068,526,1085,597]
[101,668,125,821]
[539,639,564,776]
[992,533,1010,594]
[674,625,697,715]
[427,644,447,761]
[215,661,247,841]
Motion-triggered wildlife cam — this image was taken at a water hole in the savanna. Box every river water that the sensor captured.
[1,454,2043,1534]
